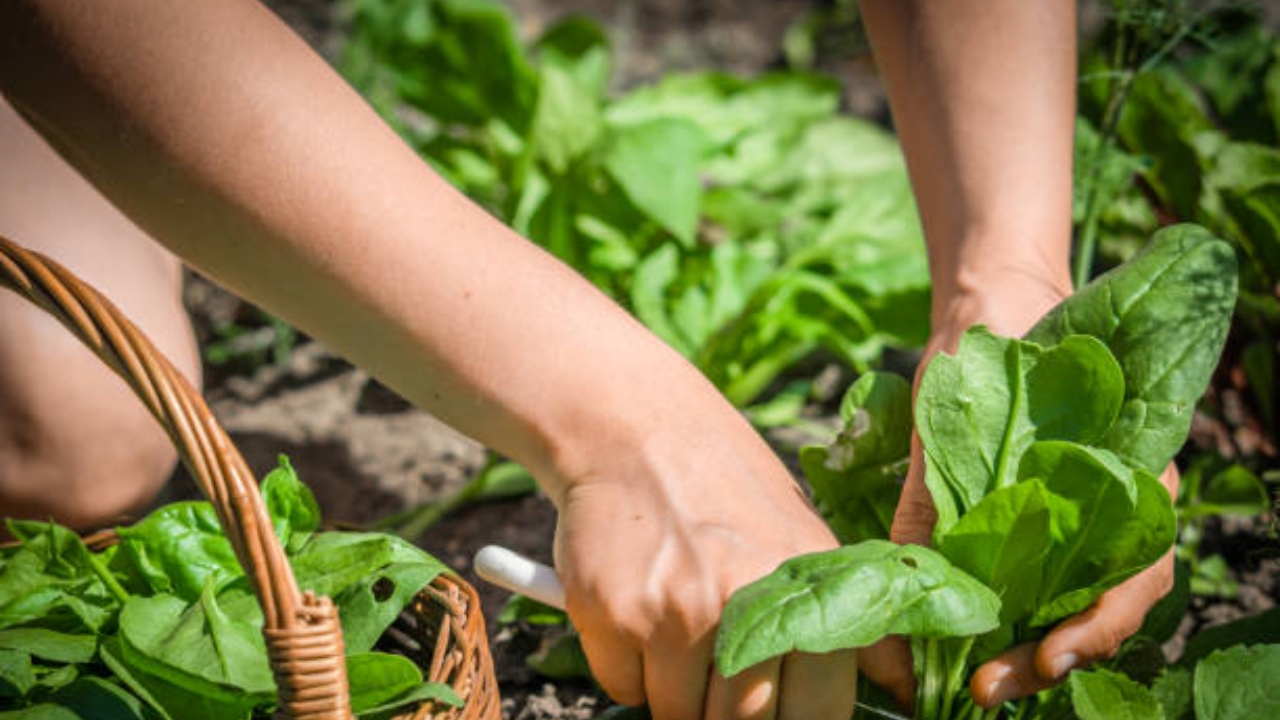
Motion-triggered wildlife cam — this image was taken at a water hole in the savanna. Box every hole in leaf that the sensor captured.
[372,577,396,601]
[900,556,918,569]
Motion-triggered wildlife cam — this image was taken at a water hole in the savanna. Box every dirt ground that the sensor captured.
[137,2,1278,719]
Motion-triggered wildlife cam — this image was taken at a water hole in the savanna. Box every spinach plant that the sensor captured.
[0,457,460,720]
[715,226,1257,719]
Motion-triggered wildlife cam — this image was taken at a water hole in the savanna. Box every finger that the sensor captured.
[706,657,780,720]
[858,636,916,712]
[777,650,858,720]
[575,618,646,707]
[1033,553,1174,681]
[891,435,937,547]
[643,634,712,720]
[971,642,1055,707]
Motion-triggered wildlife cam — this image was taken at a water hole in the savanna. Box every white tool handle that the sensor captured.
[474,545,566,610]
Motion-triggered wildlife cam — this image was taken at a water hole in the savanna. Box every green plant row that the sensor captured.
[342,0,931,410]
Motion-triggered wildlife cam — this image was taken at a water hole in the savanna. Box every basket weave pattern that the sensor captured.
[0,234,500,720]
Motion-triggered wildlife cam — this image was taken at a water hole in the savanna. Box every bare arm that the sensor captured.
[1,2,858,718]
[0,0,667,493]
[860,0,1176,709]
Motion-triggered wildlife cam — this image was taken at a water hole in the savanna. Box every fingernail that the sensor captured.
[983,668,1022,706]
[1049,653,1079,679]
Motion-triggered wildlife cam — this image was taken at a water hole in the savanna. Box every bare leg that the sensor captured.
[0,96,200,529]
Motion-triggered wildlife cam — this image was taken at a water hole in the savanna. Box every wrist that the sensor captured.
[929,269,1071,354]
[526,341,747,508]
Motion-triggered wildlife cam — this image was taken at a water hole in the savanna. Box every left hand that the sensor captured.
[858,275,1179,710]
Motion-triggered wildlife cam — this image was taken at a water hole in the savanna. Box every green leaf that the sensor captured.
[1019,442,1177,626]
[1186,464,1272,518]
[604,118,706,245]
[354,682,461,718]
[916,329,1126,533]
[526,628,592,681]
[498,595,567,627]
[332,563,444,654]
[936,480,1053,626]
[394,0,536,129]
[1194,645,1280,720]
[1151,667,1193,720]
[534,16,610,97]
[0,629,95,665]
[1221,181,1280,285]
[714,541,1000,677]
[289,531,446,653]
[1139,557,1191,645]
[114,502,238,601]
[1180,608,1280,666]
[346,652,422,713]
[531,62,602,173]
[1069,667,1165,720]
[261,455,321,554]
[99,638,253,720]
[0,522,115,632]
[1026,225,1239,475]
[118,586,274,700]
[0,677,154,720]
[802,372,910,543]
[0,648,35,698]
[607,71,838,149]
[631,244,694,356]
[1117,67,1213,218]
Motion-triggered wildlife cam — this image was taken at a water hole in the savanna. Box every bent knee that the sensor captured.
[0,384,179,530]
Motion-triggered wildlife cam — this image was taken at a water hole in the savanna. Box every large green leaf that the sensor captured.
[99,638,254,720]
[288,531,446,653]
[916,329,1126,533]
[113,502,238,601]
[1018,442,1176,626]
[118,586,274,700]
[603,118,706,245]
[1026,225,1239,475]
[714,541,999,677]
[1194,645,1280,720]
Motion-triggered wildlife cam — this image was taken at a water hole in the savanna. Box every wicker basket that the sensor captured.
[0,234,501,720]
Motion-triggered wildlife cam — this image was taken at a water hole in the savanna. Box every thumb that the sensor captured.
[890,434,937,547]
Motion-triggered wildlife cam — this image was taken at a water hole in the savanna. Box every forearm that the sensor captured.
[0,0,712,499]
[860,0,1076,326]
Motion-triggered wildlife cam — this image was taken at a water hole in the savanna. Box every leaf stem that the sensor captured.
[87,552,129,605]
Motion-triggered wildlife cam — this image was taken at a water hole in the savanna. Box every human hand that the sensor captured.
[859,275,1178,710]
[548,388,858,720]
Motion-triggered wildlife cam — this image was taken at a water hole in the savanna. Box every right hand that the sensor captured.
[548,387,859,720]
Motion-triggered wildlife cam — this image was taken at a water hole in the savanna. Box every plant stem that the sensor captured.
[1072,3,1210,289]
[918,638,942,720]
[88,552,129,605]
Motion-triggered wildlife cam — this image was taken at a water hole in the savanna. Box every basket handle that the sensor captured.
[0,234,353,720]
